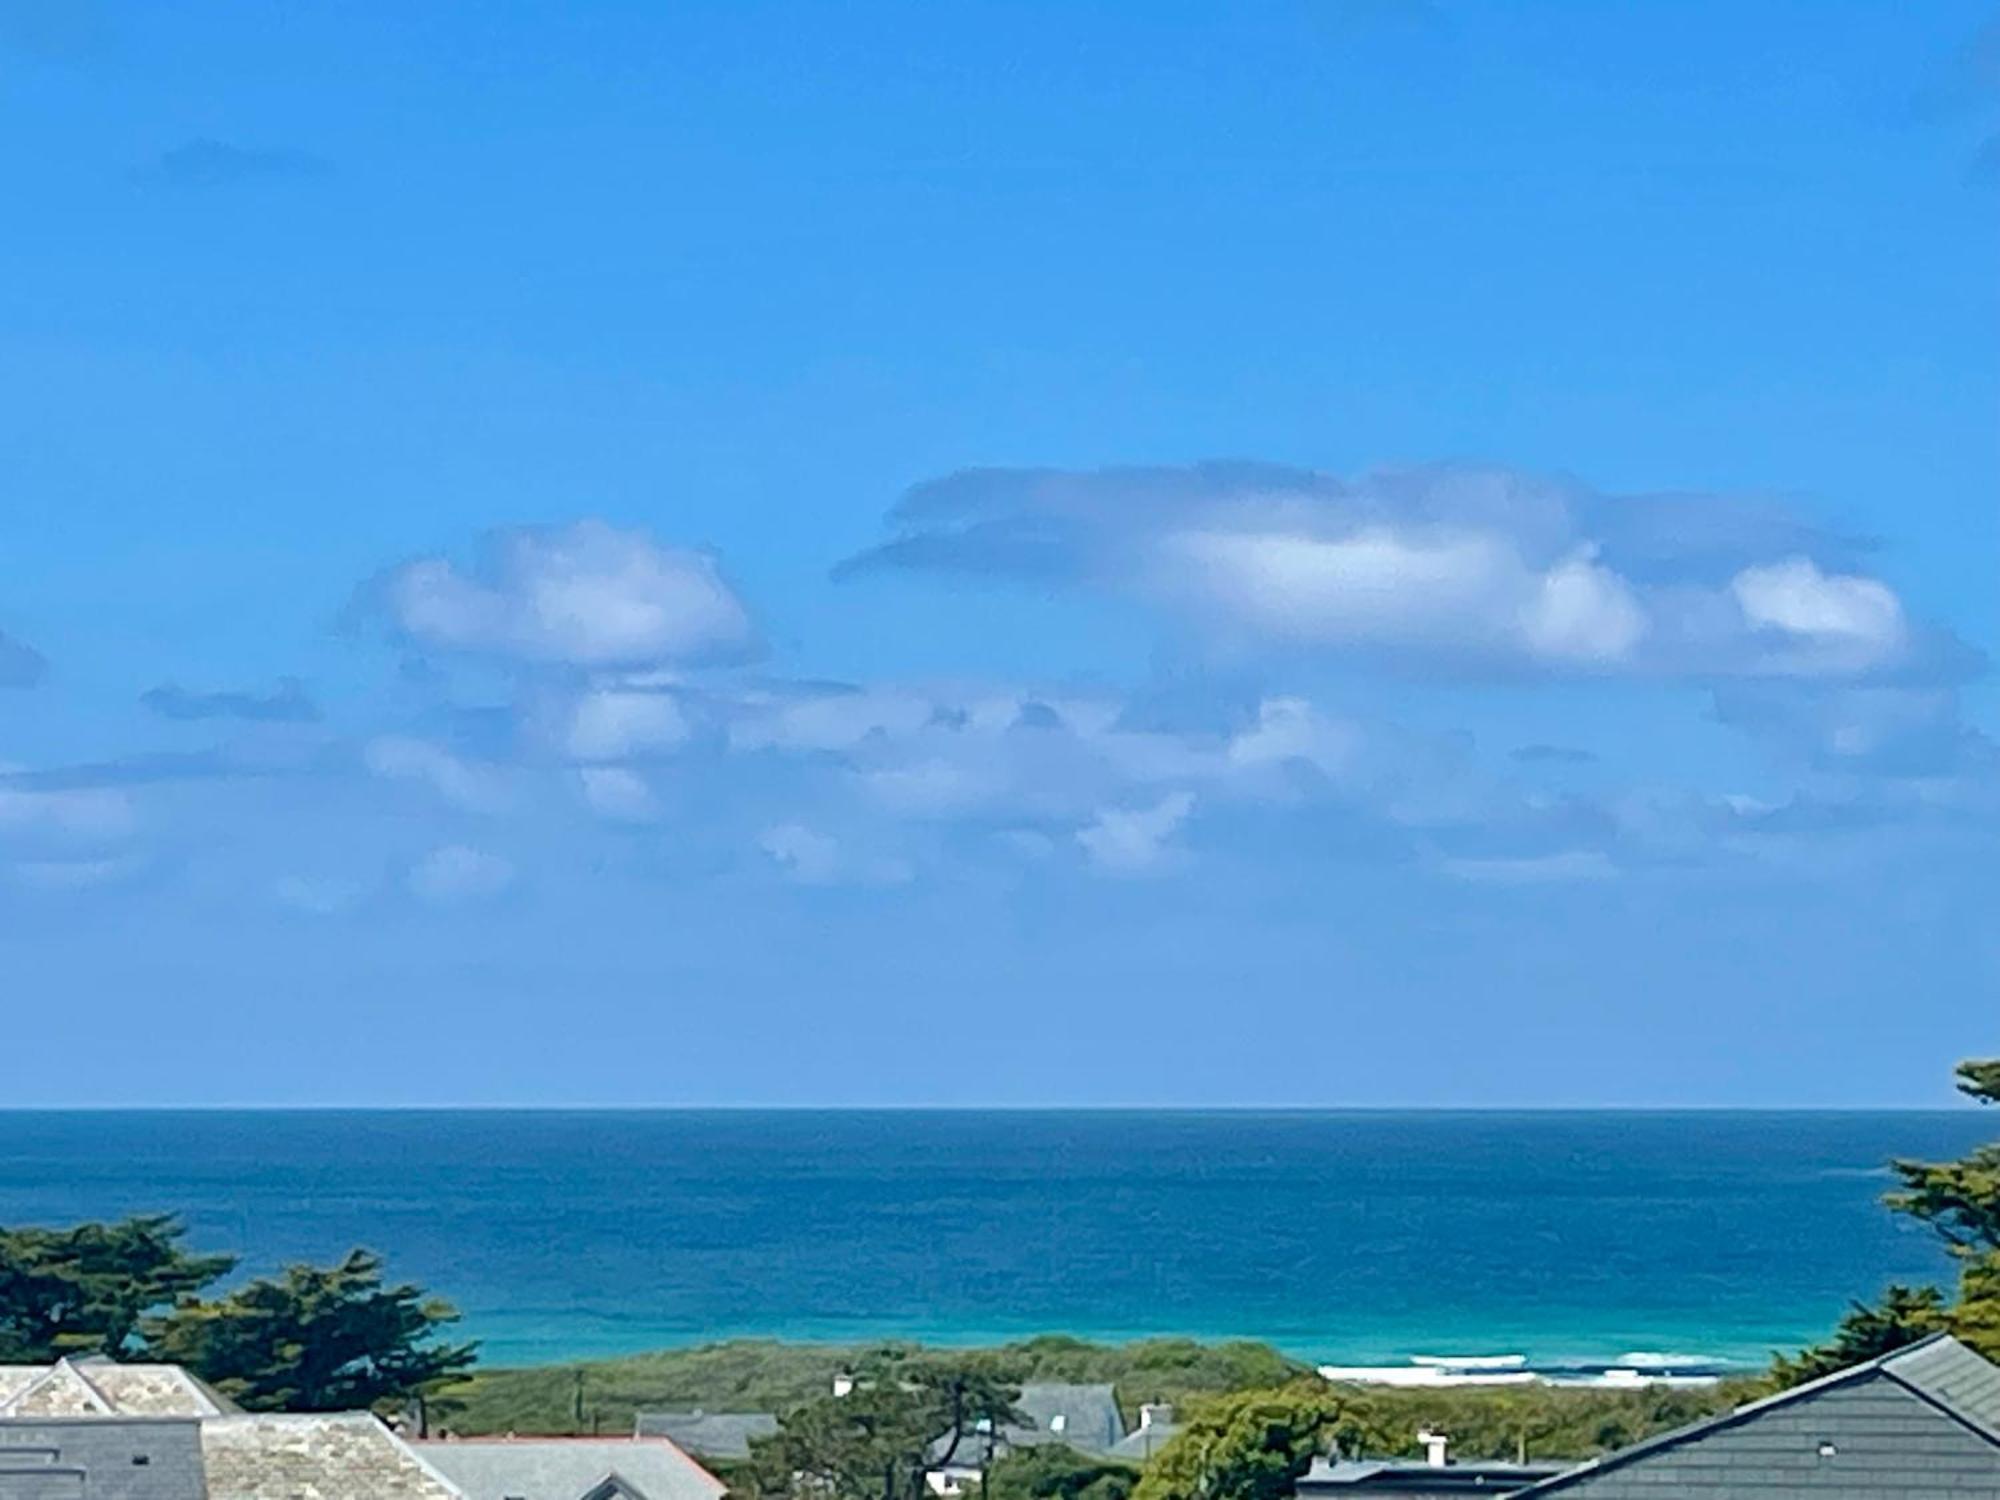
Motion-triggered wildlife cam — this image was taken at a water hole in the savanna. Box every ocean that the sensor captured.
[0,1110,1987,1370]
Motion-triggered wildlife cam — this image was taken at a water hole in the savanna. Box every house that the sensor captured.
[415,1436,730,1500]
[0,1356,461,1500]
[1104,1403,1180,1462]
[927,1383,1126,1493]
[0,1416,208,1500]
[1511,1331,2000,1497]
[634,1411,781,1462]
[1295,1455,1561,1496]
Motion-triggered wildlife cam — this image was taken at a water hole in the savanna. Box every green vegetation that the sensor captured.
[1132,1382,1380,1500]
[0,1216,473,1419]
[445,1336,1306,1438]
[1772,1055,2000,1386]
[984,1445,1137,1500]
[744,1348,1023,1500]
[0,1214,236,1361]
[148,1248,477,1418]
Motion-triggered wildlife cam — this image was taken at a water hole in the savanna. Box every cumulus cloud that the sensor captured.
[562,687,691,762]
[368,521,757,669]
[408,844,514,904]
[363,736,511,813]
[0,630,47,688]
[577,766,660,822]
[1076,791,1196,875]
[758,823,911,886]
[1712,684,1998,780]
[0,777,134,846]
[843,463,1950,680]
[142,677,319,723]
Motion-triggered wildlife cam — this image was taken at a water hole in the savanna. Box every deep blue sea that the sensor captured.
[0,1110,1989,1370]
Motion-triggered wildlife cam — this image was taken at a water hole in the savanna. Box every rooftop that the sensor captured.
[415,1436,728,1500]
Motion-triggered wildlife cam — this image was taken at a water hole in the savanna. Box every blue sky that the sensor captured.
[1,0,1995,1106]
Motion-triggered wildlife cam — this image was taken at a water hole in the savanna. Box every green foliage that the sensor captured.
[1768,1286,1950,1389]
[748,1349,1022,1500]
[147,1248,476,1415]
[446,1336,1307,1438]
[1777,1055,2000,1378]
[1341,1382,1743,1463]
[0,1215,235,1361]
[1955,1060,2000,1106]
[1130,1382,1384,1500]
[983,1445,1136,1500]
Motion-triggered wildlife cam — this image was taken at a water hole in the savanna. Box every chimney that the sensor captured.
[833,1374,855,1398]
[1417,1431,1449,1468]
[1138,1404,1173,1431]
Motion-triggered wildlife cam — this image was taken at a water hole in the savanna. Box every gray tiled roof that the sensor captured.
[1296,1456,1562,1494]
[1514,1332,2000,1497]
[416,1438,728,1500]
[932,1383,1127,1467]
[202,1412,466,1500]
[1105,1422,1179,1462]
[633,1412,780,1460]
[0,1417,206,1500]
[0,1362,233,1420]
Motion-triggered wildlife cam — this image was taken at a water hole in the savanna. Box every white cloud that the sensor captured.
[1077,790,1195,875]
[1160,527,1649,668]
[1731,557,1907,671]
[363,736,511,813]
[1225,697,1361,777]
[408,844,514,903]
[0,778,134,845]
[1519,550,1648,663]
[274,874,368,915]
[565,689,691,762]
[379,521,756,667]
[758,823,911,886]
[849,463,1939,681]
[578,766,660,822]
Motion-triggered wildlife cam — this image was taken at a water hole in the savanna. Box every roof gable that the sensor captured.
[1516,1335,2000,1496]
[0,1360,112,1417]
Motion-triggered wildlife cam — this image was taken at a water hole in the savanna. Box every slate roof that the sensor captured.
[932,1383,1126,1467]
[1514,1332,2000,1497]
[415,1437,728,1500]
[632,1411,780,1460]
[0,1360,233,1419]
[1296,1456,1562,1495]
[202,1412,466,1500]
[1105,1422,1180,1462]
[0,1416,207,1500]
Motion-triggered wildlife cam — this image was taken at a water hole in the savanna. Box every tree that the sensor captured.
[1774,1056,2000,1383]
[1769,1285,1950,1388]
[1130,1383,1385,1500]
[147,1248,476,1418]
[751,1348,1023,1500]
[0,1216,235,1361]
[985,1445,1136,1500]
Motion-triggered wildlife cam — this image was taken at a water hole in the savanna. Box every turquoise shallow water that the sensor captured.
[0,1110,1987,1369]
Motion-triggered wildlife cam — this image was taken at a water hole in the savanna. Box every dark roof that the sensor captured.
[416,1437,727,1500]
[1514,1332,2000,1497]
[1105,1422,1181,1462]
[0,1416,208,1500]
[633,1412,780,1461]
[931,1383,1127,1466]
[1297,1457,1561,1495]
